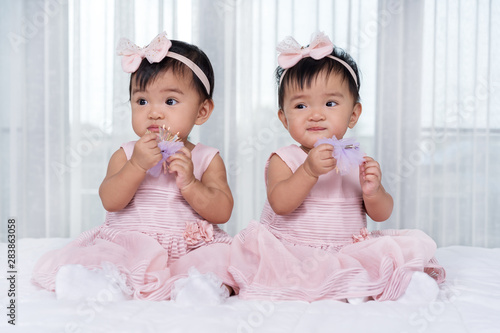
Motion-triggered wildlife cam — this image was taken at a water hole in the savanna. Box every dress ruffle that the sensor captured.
[32,224,234,301]
[228,145,445,302]
[229,221,445,301]
[32,142,235,300]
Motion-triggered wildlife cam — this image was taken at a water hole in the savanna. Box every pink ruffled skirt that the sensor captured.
[229,221,445,301]
[32,225,235,300]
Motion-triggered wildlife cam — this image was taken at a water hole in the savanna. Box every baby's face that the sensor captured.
[279,71,361,151]
[130,69,204,141]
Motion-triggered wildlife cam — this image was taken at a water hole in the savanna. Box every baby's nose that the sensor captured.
[148,108,164,119]
[310,108,325,120]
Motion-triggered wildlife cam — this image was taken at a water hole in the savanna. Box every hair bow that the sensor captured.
[116,31,172,73]
[277,32,334,69]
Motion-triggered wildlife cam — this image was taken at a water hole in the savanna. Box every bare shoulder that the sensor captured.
[200,152,233,205]
[205,152,226,171]
[201,153,230,186]
[266,153,292,187]
[105,148,128,178]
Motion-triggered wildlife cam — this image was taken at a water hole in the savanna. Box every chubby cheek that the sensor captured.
[282,115,299,133]
[282,112,301,129]
[131,113,145,137]
[177,123,196,139]
[288,126,309,145]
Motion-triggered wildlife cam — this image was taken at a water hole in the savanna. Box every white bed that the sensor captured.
[1,238,499,333]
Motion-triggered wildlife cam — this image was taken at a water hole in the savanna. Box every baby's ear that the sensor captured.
[348,103,362,129]
[195,99,214,125]
[278,109,288,130]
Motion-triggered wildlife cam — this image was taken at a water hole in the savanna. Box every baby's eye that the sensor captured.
[295,103,306,109]
[326,101,337,107]
[166,99,178,106]
[138,99,148,106]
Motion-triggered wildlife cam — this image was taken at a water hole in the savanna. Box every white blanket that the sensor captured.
[1,238,499,333]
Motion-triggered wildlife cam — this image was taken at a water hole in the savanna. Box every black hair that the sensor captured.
[276,47,361,110]
[129,40,214,101]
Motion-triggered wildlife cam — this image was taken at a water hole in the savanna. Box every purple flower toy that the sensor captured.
[147,125,184,177]
[314,136,365,176]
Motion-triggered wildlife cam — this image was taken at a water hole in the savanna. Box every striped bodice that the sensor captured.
[104,141,217,233]
[104,185,201,233]
[260,145,366,249]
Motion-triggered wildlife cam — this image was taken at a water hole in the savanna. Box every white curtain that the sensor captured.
[1,0,499,248]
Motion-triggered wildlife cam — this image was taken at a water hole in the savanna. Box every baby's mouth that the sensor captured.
[147,125,160,133]
[307,127,326,131]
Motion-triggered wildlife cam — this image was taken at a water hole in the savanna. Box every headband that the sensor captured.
[116,32,211,95]
[277,32,359,88]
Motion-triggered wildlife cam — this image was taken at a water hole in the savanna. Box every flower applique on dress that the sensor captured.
[352,227,372,243]
[183,220,215,245]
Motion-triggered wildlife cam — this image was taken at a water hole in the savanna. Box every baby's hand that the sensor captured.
[129,133,162,172]
[359,156,382,197]
[167,147,196,190]
[303,144,336,178]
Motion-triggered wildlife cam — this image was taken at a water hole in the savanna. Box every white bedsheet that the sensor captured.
[1,238,499,333]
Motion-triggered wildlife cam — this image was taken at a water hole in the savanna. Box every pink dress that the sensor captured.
[32,142,235,300]
[229,145,445,301]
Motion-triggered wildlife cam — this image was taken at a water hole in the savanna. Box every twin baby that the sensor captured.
[32,31,445,304]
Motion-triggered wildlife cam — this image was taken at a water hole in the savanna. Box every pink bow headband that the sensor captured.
[116,32,210,95]
[277,32,358,88]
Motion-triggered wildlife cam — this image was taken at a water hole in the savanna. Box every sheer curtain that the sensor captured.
[375,0,500,247]
[1,0,498,248]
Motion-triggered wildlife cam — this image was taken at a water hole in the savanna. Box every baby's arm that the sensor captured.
[359,156,393,221]
[267,144,336,215]
[167,147,233,224]
[99,133,162,212]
